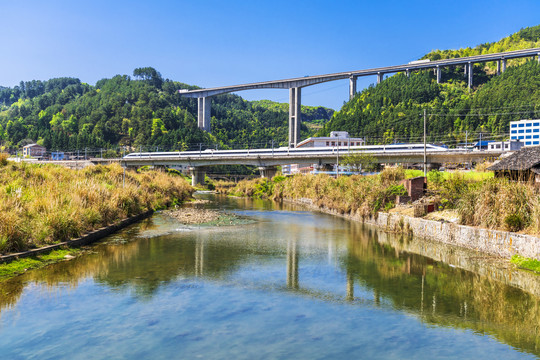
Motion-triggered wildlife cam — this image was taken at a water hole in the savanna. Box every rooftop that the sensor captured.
[488,147,540,172]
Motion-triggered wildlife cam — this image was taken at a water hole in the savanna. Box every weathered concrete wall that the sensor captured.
[290,197,540,260]
[368,212,540,260]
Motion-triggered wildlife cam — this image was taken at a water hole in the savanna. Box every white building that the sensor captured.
[510,119,540,146]
[295,131,364,148]
[282,131,364,175]
[487,139,523,151]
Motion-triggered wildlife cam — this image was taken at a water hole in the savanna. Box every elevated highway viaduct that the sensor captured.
[179,48,540,148]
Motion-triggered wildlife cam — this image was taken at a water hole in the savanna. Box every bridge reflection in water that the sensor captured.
[0,195,539,356]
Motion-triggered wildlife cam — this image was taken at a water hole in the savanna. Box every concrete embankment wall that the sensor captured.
[291,198,540,260]
[0,210,153,264]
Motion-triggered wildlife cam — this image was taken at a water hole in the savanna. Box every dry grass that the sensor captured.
[227,168,407,217]
[456,177,540,232]
[0,162,193,253]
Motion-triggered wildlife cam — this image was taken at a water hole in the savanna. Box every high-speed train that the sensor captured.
[123,143,451,159]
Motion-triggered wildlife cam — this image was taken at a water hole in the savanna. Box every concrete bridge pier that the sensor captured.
[349,76,357,100]
[377,72,384,84]
[406,69,410,78]
[436,65,441,84]
[258,166,278,179]
[467,62,473,89]
[538,53,540,64]
[197,97,211,132]
[502,58,507,73]
[497,60,501,75]
[289,87,302,147]
[189,166,206,186]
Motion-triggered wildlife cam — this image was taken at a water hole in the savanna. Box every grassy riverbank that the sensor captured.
[0,157,193,254]
[217,168,540,236]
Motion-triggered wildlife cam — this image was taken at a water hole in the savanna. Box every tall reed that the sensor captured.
[0,163,193,253]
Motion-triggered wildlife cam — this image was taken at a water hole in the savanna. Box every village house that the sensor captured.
[488,147,540,183]
[22,144,46,158]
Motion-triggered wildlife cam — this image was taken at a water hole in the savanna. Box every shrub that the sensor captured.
[0,152,8,167]
[505,214,524,232]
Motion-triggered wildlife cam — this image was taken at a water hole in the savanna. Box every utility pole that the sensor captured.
[336,143,340,178]
[423,109,427,176]
[465,130,468,151]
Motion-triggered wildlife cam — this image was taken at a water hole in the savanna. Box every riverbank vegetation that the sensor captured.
[0,160,193,254]
[217,168,540,236]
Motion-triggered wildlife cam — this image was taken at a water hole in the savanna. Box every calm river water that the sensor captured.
[0,194,539,359]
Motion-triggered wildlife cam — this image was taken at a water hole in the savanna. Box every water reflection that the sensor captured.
[0,195,539,356]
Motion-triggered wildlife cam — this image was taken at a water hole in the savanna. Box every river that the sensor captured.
[0,194,539,359]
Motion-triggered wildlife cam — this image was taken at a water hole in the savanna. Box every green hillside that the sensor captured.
[0,69,329,152]
[319,24,540,145]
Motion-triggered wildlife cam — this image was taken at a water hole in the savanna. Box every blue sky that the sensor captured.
[1,0,539,110]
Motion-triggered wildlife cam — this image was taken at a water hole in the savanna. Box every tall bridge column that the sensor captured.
[436,65,441,84]
[502,58,507,73]
[197,97,211,132]
[377,72,384,84]
[289,87,302,147]
[189,166,206,186]
[497,60,501,75]
[467,62,473,89]
[349,76,357,100]
[538,53,540,64]
[406,69,410,78]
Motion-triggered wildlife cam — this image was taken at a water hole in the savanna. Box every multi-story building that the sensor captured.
[509,119,540,146]
[282,131,365,175]
[295,131,364,148]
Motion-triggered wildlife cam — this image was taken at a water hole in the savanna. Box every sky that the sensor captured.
[1,0,539,110]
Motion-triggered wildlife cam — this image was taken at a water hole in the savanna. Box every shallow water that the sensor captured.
[0,194,539,359]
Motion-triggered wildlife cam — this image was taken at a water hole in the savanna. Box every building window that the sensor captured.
[527,129,532,133]
[519,124,525,127]
[526,123,532,127]
[331,142,335,146]
[526,141,532,145]
[534,141,540,145]
[534,135,540,139]
[496,144,501,149]
[519,136,525,139]
[326,141,329,146]
[519,130,524,133]
[534,123,540,126]
[511,136,517,140]
[511,130,517,134]
[511,124,517,128]
[505,144,509,148]
[527,135,532,139]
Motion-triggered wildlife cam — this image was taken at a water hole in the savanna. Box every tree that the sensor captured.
[341,152,377,172]
[133,67,163,88]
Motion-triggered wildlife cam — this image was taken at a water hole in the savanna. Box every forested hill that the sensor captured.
[0,69,332,152]
[319,24,540,145]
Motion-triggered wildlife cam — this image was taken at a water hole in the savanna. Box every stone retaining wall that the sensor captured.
[368,212,540,260]
[290,198,540,260]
